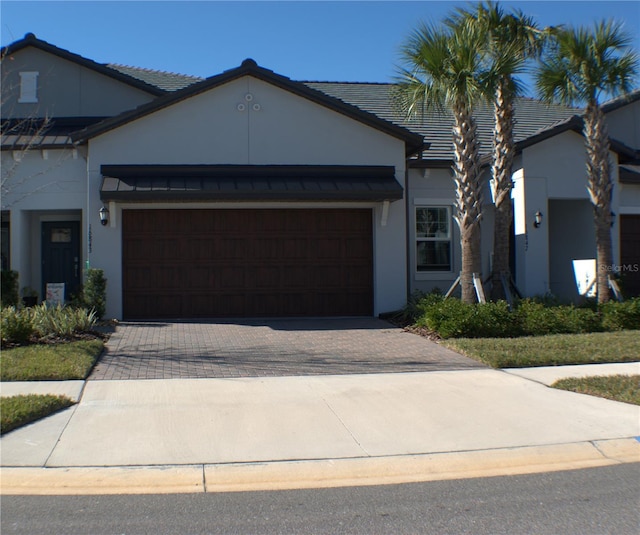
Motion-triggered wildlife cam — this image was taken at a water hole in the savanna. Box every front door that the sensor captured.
[42,221,81,301]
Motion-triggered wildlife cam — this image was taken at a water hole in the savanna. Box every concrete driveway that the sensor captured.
[89,318,485,380]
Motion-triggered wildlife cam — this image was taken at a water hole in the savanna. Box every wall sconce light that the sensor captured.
[533,211,543,228]
[99,205,109,226]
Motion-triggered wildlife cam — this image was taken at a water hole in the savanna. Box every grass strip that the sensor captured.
[1,394,75,435]
[442,330,640,368]
[0,339,104,381]
[552,375,640,406]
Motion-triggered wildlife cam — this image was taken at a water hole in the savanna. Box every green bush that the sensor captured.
[600,298,640,331]
[411,294,612,339]
[397,290,441,324]
[514,300,601,336]
[31,304,97,338]
[1,270,20,307]
[1,306,34,345]
[418,297,516,338]
[83,268,107,319]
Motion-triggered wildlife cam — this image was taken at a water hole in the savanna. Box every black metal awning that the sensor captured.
[100,164,403,202]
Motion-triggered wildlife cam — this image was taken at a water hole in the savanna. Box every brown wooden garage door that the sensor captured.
[620,215,640,298]
[122,209,373,318]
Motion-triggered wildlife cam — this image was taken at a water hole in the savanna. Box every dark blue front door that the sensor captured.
[41,221,80,301]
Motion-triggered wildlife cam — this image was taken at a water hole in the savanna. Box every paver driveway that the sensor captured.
[89,318,485,380]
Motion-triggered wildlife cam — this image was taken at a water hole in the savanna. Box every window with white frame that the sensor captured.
[416,206,452,271]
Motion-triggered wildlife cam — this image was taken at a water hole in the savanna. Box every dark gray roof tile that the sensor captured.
[107,64,203,92]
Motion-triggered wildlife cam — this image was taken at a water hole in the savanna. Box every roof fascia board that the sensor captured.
[2,33,165,97]
[516,114,637,160]
[407,159,452,169]
[601,89,640,114]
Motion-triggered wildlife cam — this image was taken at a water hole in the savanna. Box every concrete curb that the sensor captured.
[2,438,638,495]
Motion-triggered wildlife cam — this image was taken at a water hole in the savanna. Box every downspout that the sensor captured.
[83,142,90,273]
[405,164,411,303]
[404,141,428,304]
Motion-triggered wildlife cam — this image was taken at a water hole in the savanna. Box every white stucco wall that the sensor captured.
[1,147,87,297]
[606,98,640,148]
[86,75,409,318]
[619,183,640,214]
[516,130,622,300]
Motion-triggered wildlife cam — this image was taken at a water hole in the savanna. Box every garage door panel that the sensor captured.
[217,266,245,289]
[316,239,342,259]
[188,239,217,260]
[123,209,373,318]
[253,266,281,289]
[254,239,282,259]
[281,238,308,259]
[280,265,308,288]
[154,266,180,288]
[124,266,154,289]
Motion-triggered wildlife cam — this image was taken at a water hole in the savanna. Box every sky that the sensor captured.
[1,0,639,95]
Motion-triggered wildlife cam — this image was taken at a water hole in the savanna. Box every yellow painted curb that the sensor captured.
[593,437,640,463]
[204,440,635,493]
[0,465,204,495]
[1,439,637,495]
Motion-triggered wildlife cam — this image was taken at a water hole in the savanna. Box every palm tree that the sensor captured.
[450,2,548,301]
[396,22,485,303]
[537,20,638,303]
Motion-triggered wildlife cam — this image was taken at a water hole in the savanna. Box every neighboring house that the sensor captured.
[2,33,639,319]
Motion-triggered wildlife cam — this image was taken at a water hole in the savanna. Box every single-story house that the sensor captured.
[2,33,639,319]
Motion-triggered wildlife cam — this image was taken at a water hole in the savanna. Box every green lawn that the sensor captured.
[552,375,640,406]
[0,339,104,381]
[1,394,75,435]
[442,330,640,369]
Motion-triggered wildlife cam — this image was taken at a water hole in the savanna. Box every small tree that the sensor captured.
[396,21,485,303]
[1,270,19,306]
[451,2,550,301]
[83,268,107,319]
[536,20,639,303]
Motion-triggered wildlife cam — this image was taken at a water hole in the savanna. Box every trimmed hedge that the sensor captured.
[411,294,640,339]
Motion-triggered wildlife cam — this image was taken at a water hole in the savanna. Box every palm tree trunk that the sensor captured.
[584,102,613,303]
[452,101,483,303]
[490,80,515,301]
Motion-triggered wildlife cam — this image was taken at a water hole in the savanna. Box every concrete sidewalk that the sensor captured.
[1,364,639,494]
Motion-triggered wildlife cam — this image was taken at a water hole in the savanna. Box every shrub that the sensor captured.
[1,306,34,345]
[1,270,20,307]
[396,290,441,324]
[83,268,107,319]
[31,304,97,338]
[514,300,602,336]
[600,298,640,331]
[418,297,516,338]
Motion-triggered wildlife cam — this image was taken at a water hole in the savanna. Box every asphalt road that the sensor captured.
[2,464,639,534]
